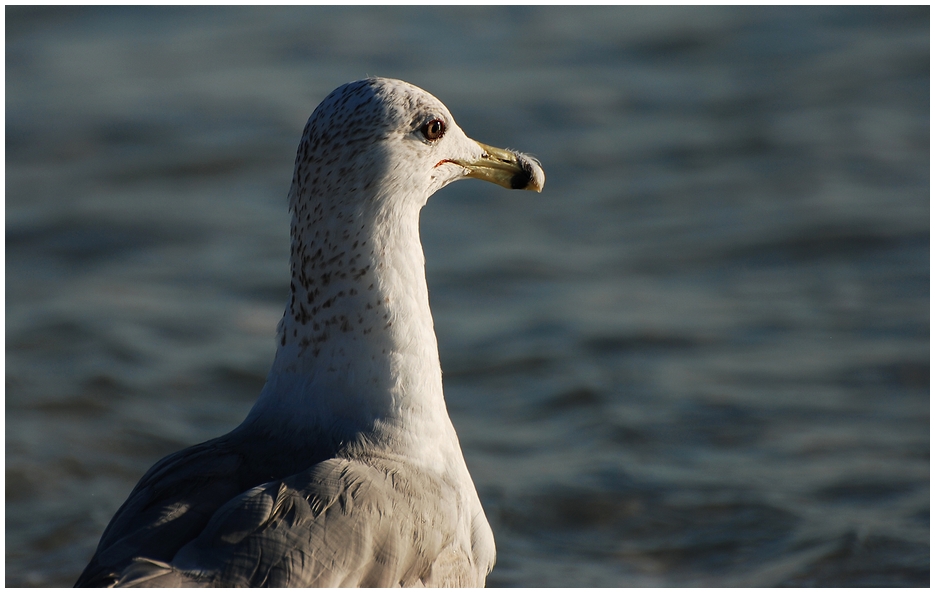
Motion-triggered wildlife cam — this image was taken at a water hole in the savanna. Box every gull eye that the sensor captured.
[421,118,446,141]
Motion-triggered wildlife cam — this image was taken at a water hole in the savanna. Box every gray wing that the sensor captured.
[107,458,475,587]
[75,427,337,587]
[75,431,284,587]
[75,436,244,586]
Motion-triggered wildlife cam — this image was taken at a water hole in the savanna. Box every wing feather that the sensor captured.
[77,439,484,587]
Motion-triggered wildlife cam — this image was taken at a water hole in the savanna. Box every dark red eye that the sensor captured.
[421,118,446,141]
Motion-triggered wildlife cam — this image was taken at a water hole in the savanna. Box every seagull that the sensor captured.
[75,77,544,587]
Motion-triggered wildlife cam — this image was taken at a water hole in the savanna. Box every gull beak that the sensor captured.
[451,141,545,192]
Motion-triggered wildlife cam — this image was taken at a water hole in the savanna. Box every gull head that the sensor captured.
[289,77,544,214]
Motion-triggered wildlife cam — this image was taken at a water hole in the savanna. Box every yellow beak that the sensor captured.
[452,142,545,192]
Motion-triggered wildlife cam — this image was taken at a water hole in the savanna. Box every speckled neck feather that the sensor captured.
[245,79,473,465]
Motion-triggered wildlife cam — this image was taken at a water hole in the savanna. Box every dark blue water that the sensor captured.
[6,6,929,586]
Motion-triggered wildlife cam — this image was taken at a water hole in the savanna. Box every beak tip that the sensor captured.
[522,158,545,193]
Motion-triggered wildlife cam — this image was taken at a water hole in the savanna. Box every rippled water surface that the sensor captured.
[6,6,929,587]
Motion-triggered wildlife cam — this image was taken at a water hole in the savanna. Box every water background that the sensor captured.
[6,6,929,587]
